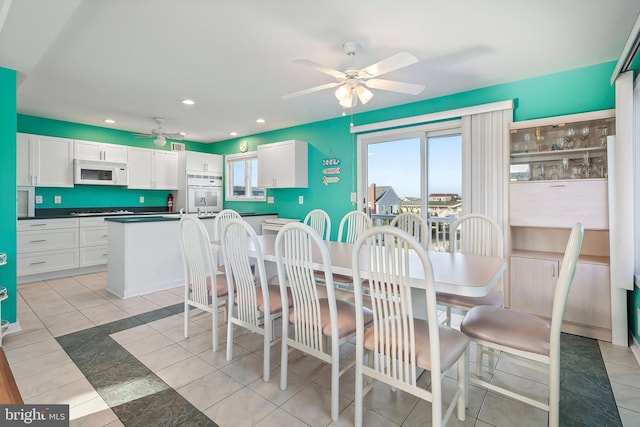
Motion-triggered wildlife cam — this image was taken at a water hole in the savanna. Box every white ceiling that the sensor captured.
[1,0,639,143]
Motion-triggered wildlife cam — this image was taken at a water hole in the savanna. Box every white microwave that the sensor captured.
[74,160,128,186]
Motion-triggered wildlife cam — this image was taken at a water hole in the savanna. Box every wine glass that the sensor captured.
[538,135,547,152]
[598,126,608,147]
[566,128,576,143]
[562,156,569,178]
[580,127,590,147]
[523,133,531,153]
[582,151,590,178]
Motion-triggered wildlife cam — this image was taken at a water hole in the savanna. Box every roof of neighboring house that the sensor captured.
[375,186,393,201]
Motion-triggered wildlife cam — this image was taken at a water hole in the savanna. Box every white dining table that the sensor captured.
[215,234,506,298]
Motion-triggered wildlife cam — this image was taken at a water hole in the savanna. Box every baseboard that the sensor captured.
[631,334,640,366]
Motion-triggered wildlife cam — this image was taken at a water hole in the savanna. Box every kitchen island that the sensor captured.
[105,212,277,298]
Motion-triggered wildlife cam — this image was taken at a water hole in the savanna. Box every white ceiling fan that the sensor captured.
[134,117,185,147]
[282,41,425,108]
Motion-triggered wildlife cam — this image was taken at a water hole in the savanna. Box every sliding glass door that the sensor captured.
[358,121,462,249]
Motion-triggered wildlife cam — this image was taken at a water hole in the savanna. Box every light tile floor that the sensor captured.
[4,272,640,426]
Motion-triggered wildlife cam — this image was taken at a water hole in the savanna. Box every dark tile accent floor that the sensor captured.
[56,304,218,427]
[54,302,621,426]
[560,333,622,426]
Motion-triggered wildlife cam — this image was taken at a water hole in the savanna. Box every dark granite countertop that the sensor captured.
[19,207,276,221]
[104,212,277,223]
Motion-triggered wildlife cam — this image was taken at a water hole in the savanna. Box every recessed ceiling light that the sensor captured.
[230,132,238,136]
[256,118,265,124]
[182,99,195,105]
[104,119,115,124]
[179,132,187,137]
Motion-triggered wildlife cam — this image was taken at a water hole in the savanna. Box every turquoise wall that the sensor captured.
[1,67,17,323]
[212,61,616,240]
[10,60,633,338]
[17,116,211,209]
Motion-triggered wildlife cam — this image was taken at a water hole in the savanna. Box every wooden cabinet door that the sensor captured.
[16,133,33,186]
[510,256,558,318]
[127,147,153,189]
[153,151,178,189]
[563,262,611,329]
[34,135,74,187]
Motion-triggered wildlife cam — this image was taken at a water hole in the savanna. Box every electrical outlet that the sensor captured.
[54,195,61,204]
[298,195,304,204]
[351,192,357,203]
[139,196,145,203]
[267,196,274,204]
[35,195,43,204]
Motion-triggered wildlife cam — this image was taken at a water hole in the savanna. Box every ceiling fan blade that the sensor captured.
[134,133,153,138]
[364,78,425,95]
[165,133,185,140]
[293,59,346,79]
[282,82,341,99]
[360,52,418,78]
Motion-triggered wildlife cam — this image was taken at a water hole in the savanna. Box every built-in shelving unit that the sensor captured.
[509,109,615,342]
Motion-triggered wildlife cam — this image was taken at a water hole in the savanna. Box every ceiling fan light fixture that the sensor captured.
[339,94,355,108]
[153,135,166,147]
[335,84,352,101]
[356,86,374,104]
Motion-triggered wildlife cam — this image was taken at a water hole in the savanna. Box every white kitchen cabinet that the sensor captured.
[185,151,222,172]
[258,140,308,188]
[17,218,79,276]
[17,133,74,187]
[79,217,108,267]
[75,139,128,163]
[510,255,558,318]
[127,147,178,190]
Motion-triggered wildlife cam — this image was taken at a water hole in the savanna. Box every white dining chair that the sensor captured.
[303,208,331,240]
[390,212,431,250]
[275,222,373,421]
[352,226,469,427]
[460,222,584,427]
[315,210,372,293]
[212,209,242,273]
[436,213,505,327]
[337,210,372,243]
[221,218,291,381]
[179,215,229,353]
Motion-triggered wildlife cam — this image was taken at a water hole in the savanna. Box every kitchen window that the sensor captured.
[225,152,266,201]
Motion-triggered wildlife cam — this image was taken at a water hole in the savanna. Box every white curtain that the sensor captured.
[462,108,512,227]
[462,107,512,299]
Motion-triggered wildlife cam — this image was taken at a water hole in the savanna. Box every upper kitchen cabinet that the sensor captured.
[17,133,74,187]
[257,140,308,188]
[127,147,178,190]
[185,151,222,172]
[74,140,128,163]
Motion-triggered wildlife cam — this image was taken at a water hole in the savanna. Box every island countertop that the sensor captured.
[105,212,278,298]
[104,212,276,223]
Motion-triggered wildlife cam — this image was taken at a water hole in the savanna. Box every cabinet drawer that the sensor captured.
[17,229,79,253]
[17,249,79,276]
[17,218,79,232]
[510,180,608,229]
[79,216,107,227]
[80,245,108,267]
[80,226,108,246]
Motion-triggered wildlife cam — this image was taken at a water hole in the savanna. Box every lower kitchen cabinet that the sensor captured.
[510,252,611,340]
[79,217,109,267]
[17,218,80,276]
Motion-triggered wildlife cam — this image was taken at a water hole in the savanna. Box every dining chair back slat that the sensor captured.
[304,208,331,240]
[390,212,430,250]
[337,210,372,243]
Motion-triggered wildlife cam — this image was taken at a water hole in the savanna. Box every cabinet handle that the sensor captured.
[551,264,557,277]
[30,239,47,243]
[549,184,565,188]
[102,234,108,237]
[30,261,46,265]
[30,224,46,227]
